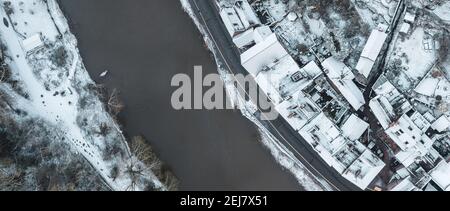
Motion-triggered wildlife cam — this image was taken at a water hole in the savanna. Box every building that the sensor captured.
[232,25,272,49]
[253,53,300,104]
[219,0,260,37]
[255,59,322,104]
[21,33,44,54]
[370,78,436,167]
[299,112,384,189]
[240,33,289,76]
[386,111,434,166]
[341,149,386,189]
[369,75,450,191]
[274,61,323,127]
[391,176,421,191]
[322,57,365,110]
[219,0,265,49]
[399,22,411,34]
[341,114,369,141]
[276,93,321,130]
[430,161,450,191]
[270,60,382,190]
[431,115,450,133]
[404,12,416,23]
[369,76,412,129]
[414,67,450,99]
[355,24,388,79]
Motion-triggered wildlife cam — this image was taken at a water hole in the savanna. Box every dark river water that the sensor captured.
[58,0,300,190]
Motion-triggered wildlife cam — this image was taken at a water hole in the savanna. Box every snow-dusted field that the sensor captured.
[388,27,437,90]
[0,0,163,190]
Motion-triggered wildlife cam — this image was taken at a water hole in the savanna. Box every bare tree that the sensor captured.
[124,157,145,191]
[0,168,23,190]
[107,89,124,116]
[0,63,10,83]
[97,122,110,136]
[129,136,179,190]
[131,136,158,165]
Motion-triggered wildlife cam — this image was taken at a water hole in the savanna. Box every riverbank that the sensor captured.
[0,0,163,190]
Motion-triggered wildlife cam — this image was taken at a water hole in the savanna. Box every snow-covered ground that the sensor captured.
[352,0,397,27]
[0,0,163,191]
[180,0,333,191]
[392,28,436,79]
[433,1,450,23]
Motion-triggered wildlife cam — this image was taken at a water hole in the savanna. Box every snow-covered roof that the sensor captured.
[253,26,272,43]
[372,75,395,94]
[253,52,305,105]
[276,93,320,130]
[299,112,348,155]
[381,111,434,168]
[355,58,374,79]
[391,177,419,191]
[395,148,420,167]
[342,150,385,190]
[323,57,355,80]
[235,0,260,26]
[423,112,436,123]
[333,140,367,172]
[255,72,283,104]
[302,60,323,77]
[385,113,433,152]
[370,78,412,129]
[430,161,450,190]
[241,33,289,76]
[404,12,416,23]
[400,22,411,34]
[415,76,450,98]
[431,115,450,132]
[252,54,321,108]
[21,34,44,53]
[415,77,440,97]
[219,0,260,37]
[396,167,410,178]
[220,7,246,36]
[410,111,431,132]
[322,57,365,110]
[356,25,388,78]
[232,28,255,49]
[278,60,322,96]
[341,114,369,141]
[287,12,298,22]
[299,112,386,190]
[369,96,393,129]
[233,26,273,49]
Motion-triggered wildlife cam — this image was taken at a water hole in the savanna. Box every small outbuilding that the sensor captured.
[21,34,44,54]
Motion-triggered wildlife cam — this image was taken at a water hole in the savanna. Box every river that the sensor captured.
[58,0,300,190]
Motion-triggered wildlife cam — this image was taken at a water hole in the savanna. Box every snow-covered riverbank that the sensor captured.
[0,0,164,190]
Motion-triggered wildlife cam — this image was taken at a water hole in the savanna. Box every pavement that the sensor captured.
[188,0,361,191]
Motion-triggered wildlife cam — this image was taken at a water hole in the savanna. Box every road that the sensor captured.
[189,0,361,191]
